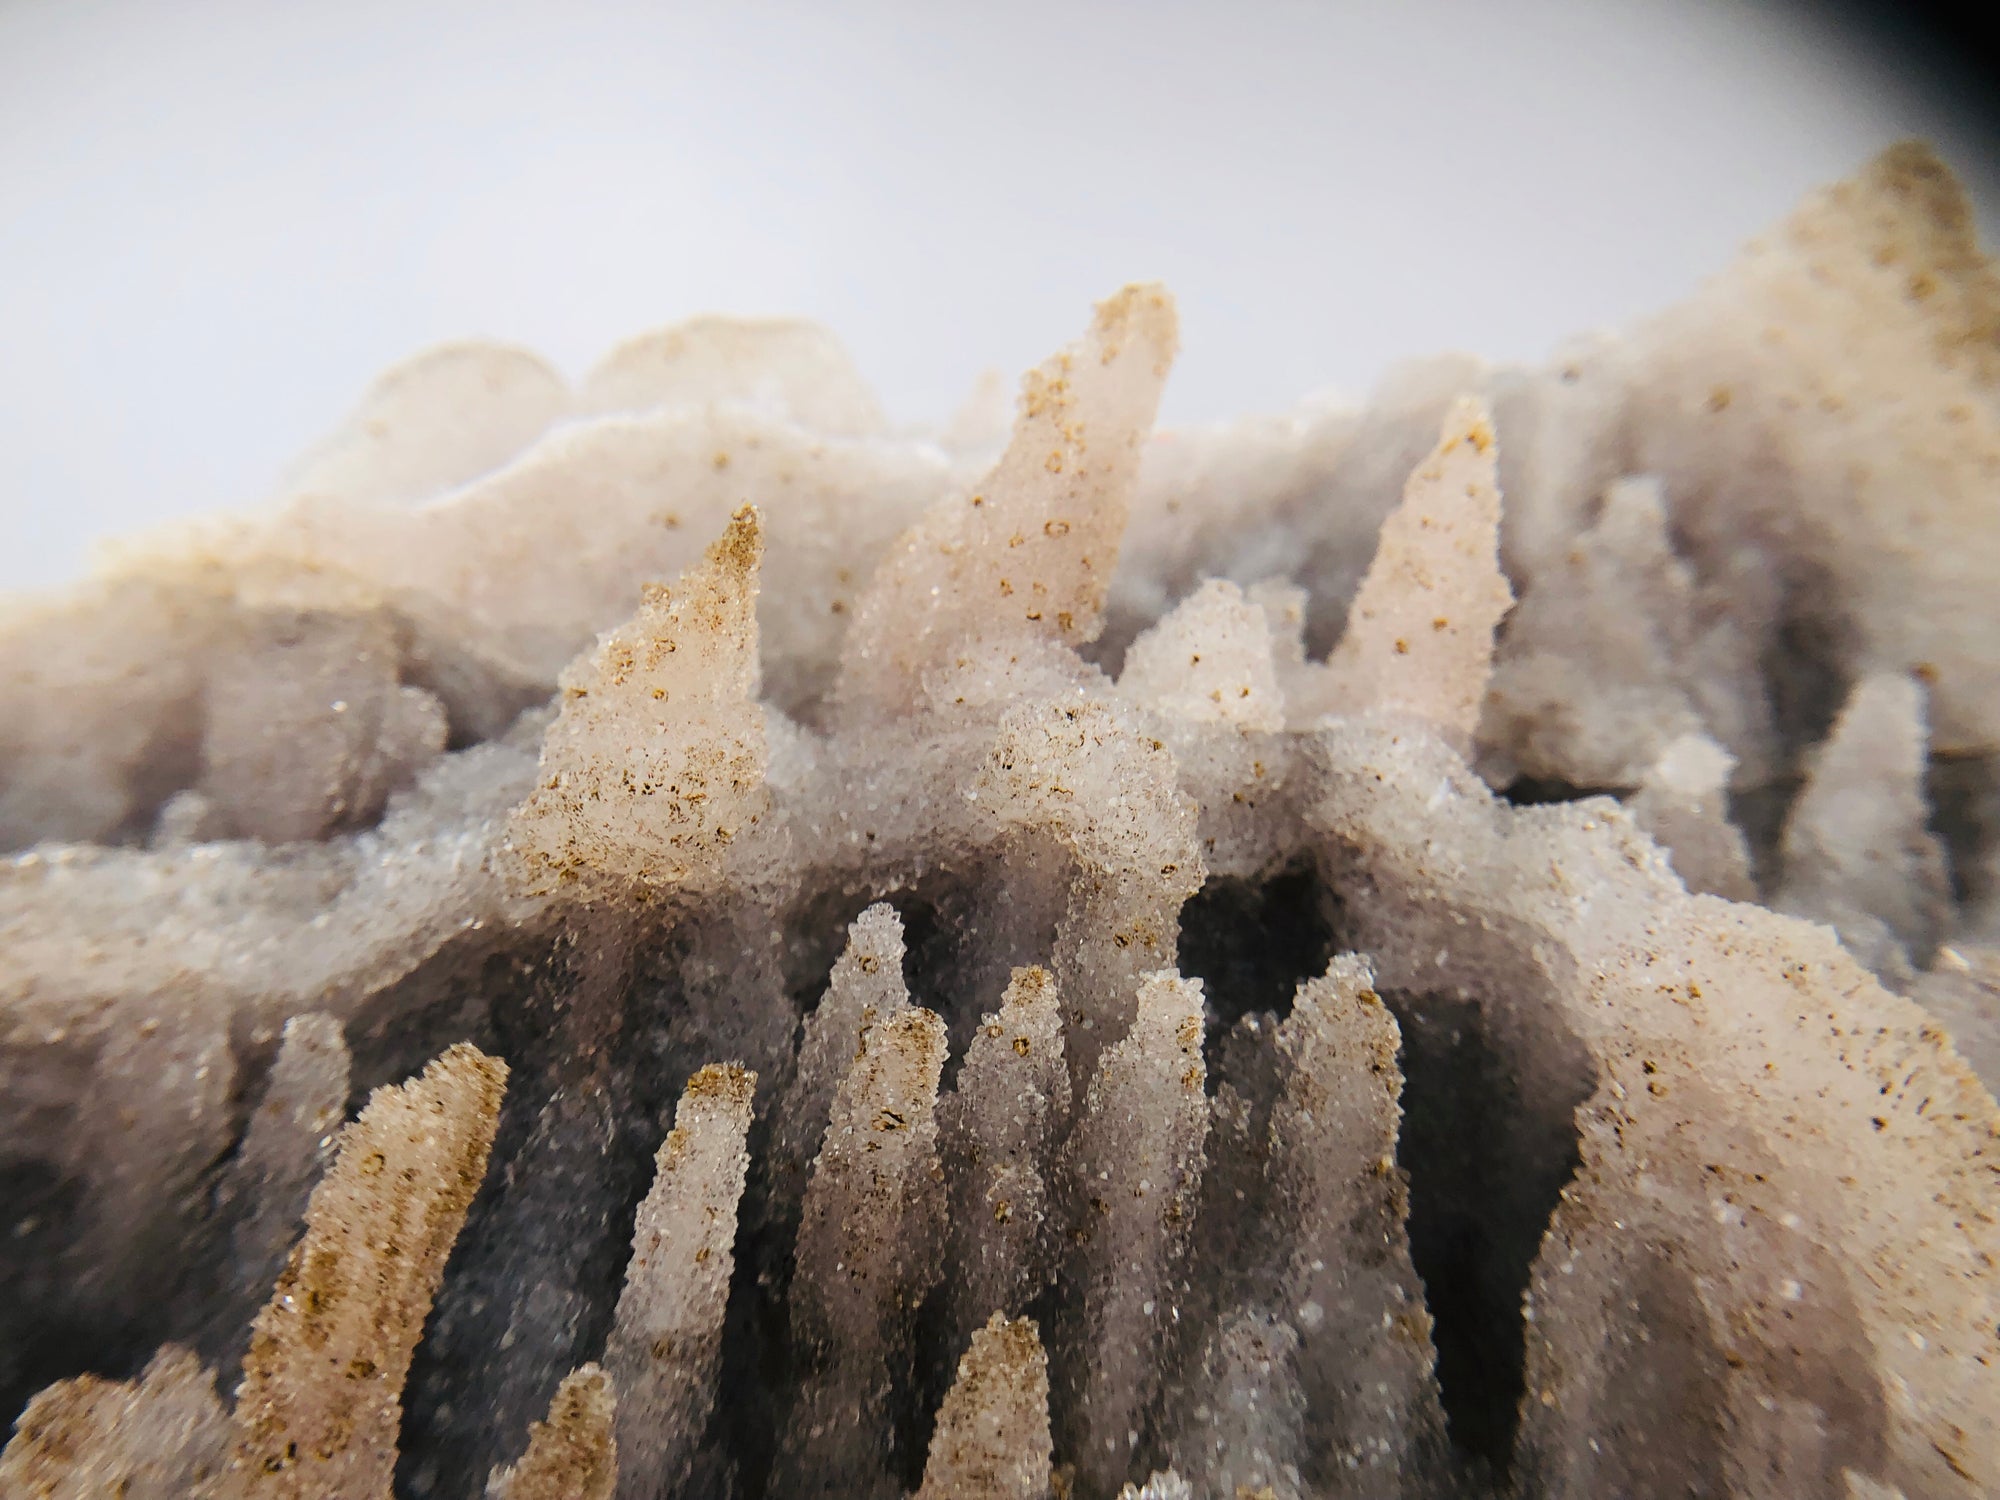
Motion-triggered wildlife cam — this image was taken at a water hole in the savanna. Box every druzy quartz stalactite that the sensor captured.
[4,146,2000,1499]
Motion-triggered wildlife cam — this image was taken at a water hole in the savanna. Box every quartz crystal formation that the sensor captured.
[3,144,2000,1500]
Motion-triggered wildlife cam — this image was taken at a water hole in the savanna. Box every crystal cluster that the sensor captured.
[2,145,1998,1499]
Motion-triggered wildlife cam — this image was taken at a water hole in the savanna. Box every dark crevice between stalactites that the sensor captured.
[894,890,957,1028]
[1383,987,1594,1485]
[1177,860,1341,1093]
[1729,776,1802,897]
[707,1096,793,1500]
[892,854,1071,1090]
[395,914,650,1500]
[1764,570,1859,764]
[0,1163,117,1444]
[1927,750,2000,909]
[899,1274,956,1499]
[1500,774,1623,808]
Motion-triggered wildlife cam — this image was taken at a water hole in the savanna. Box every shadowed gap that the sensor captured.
[1927,751,1998,909]
[1385,988,1592,1482]
[1176,861,1341,1091]
[0,1163,111,1440]
[395,917,650,1500]
[1500,774,1620,807]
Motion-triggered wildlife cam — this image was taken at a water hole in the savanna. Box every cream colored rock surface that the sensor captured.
[1296,396,1512,742]
[505,505,769,895]
[277,341,571,513]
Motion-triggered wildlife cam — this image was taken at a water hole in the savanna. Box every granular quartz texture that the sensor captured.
[601,1063,754,1500]
[3,144,2000,1500]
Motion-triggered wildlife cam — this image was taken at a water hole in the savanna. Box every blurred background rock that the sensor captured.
[1,0,1995,591]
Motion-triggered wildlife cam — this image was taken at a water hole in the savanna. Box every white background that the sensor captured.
[2,0,1995,591]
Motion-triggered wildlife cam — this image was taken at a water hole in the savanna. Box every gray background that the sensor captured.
[3,0,1995,591]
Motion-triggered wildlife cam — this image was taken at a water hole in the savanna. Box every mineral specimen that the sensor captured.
[3,143,1999,1500]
